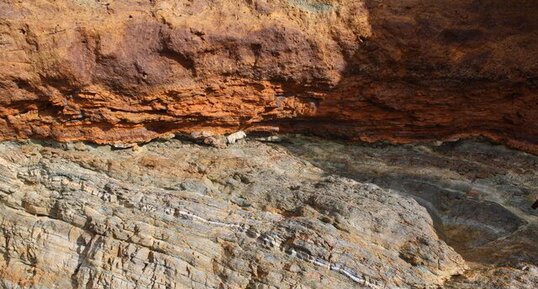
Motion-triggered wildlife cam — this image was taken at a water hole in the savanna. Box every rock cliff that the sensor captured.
[1,0,537,152]
[1,1,537,288]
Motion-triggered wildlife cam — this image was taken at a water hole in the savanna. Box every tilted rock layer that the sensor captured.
[1,0,537,152]
[0,139,467,289]
[0,137,537,289]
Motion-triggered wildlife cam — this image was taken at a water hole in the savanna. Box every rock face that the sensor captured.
[1,1,537,288]
[1,0,537,152]
[0,137,537,289]
[282,136,538,288]
[0,138,468,289]
[281,136,538,266]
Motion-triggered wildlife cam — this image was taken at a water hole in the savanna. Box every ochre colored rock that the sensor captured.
[0,0,537,152]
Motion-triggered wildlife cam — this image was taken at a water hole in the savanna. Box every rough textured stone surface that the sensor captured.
[281,135,538,288]
[0,138,468,289]
[0,0,537,152]
[1,1,537,287]
[0,137,537,288]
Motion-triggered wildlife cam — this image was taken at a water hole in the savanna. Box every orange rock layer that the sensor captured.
[0,0,537,152]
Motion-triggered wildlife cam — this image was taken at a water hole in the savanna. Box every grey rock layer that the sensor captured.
[0,137,536,289]
[0,138,464,289]
[281,136,538,288]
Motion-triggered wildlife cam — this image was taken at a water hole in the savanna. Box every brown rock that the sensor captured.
[0,0,537,153]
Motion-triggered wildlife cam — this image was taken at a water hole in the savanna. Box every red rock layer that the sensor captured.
[0,0,537,152]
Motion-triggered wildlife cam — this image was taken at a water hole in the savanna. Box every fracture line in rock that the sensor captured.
[176,209,245,230]
[287,248,384,288]
[175,208,384,287]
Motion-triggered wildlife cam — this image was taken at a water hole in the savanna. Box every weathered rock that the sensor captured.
[280,135,538,288]
[0,138,471,289]
[443,265,538,289]
[0,0,536,153]
[0,1,537,287]
[226,131,246,144]
[1,136,537,288]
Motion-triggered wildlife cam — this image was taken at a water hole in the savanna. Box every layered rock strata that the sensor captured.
[0,136,537,288]
[282,135,538,288]
[0,0,537,152]
[0,138,467,289]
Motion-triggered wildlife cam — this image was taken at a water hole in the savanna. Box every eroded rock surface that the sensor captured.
[0,138,468,289]
[0,137,536,288]
[0,0,537,152]
[281,135,538,288]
